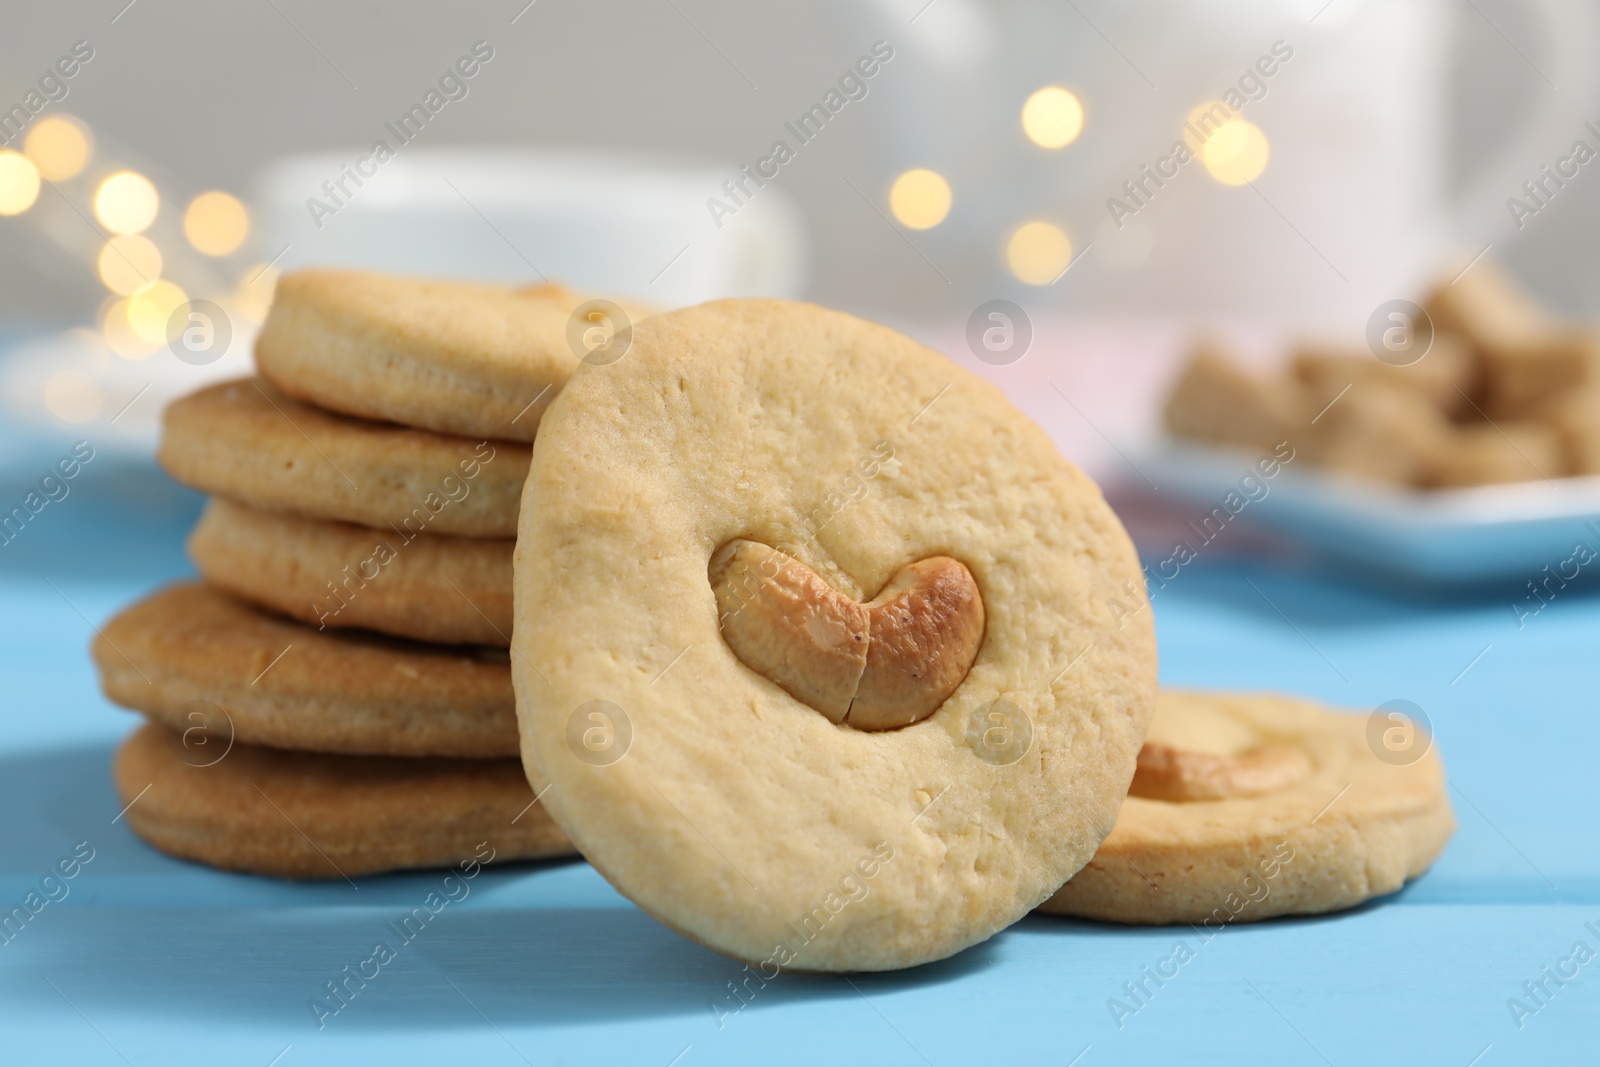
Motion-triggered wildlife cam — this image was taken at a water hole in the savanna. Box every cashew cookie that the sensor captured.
[512,298,1156,972]
[189,496,513,646]
[256,268,655,441]
[115,722,571,879]
[1038,689,1455,924]
[94,583,518,758]
[158,378,527,537]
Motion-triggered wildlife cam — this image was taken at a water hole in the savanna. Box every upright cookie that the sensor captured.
[114,722,571,879]
[257,269,651,441]
[94,583,518,758]
[190,496,513,646]
[1038,689,1454,924]
[159,378,527,538]
[513,298,1156,972]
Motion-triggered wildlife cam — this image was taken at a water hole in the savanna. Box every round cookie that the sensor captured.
[114,722,572,879]
[190,496,513,646]
[94,583,518,758]
[512,298,1157,972]
[159,378,527,538]
[1037,689,1455,924]
[256,269,653,442]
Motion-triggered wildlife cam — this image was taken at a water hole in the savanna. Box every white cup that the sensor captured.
[842,0,1600,330]
[253,148,808,308]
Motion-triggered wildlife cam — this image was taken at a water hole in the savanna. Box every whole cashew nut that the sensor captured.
[709,539,985,731]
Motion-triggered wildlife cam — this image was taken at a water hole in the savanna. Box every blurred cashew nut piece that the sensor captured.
[1129,740,1313,802]
[709,539,985,731]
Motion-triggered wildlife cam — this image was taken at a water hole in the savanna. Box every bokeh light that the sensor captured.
[1199,119,1270,185]
[102,298,158,359]
[1006,220,1073,285]
[127,279,187,343]
[889,168,952,230]
[44,370,102,423]
[23,116,92,182]
[1182,101,1233,152]
[0,151,41,216]
[94,170,159,234]
[235,262,281,322]
[184,191,250,256]
[97,234,162,295]
[1021,87,1084,149]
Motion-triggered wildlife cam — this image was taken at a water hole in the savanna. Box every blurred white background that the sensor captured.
[2,0,1599,463]
[2,0,1597,321]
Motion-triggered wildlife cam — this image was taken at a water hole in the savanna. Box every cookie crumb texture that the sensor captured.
[513,298,1156,971]
[1039,690,1455,924]
[114,722,572,879]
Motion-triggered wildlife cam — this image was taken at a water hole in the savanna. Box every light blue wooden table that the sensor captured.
[0,452,1594,1066]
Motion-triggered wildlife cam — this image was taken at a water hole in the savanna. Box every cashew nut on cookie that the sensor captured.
[710,539,984,730]
[1129,739,1313,802]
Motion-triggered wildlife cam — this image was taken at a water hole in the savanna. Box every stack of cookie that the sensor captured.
[92,269,639,879]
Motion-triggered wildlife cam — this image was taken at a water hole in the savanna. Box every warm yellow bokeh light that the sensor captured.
[235,263,280,322]
[889,168,952,230]
[44,371,102,423]
[95,170,159,234]
[0,151,41,216]
[102,299,158,359]
[127,280,187,343]
[24,116,92,182]
[97,234,163,296]
[1006,220,1073,285]
[1200,119,1270,185]
[184,191,250,256]
[1021,86,1084,149]
[1183,101,1235,153]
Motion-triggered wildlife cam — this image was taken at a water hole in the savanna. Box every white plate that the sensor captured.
[1136,441,1600,582]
